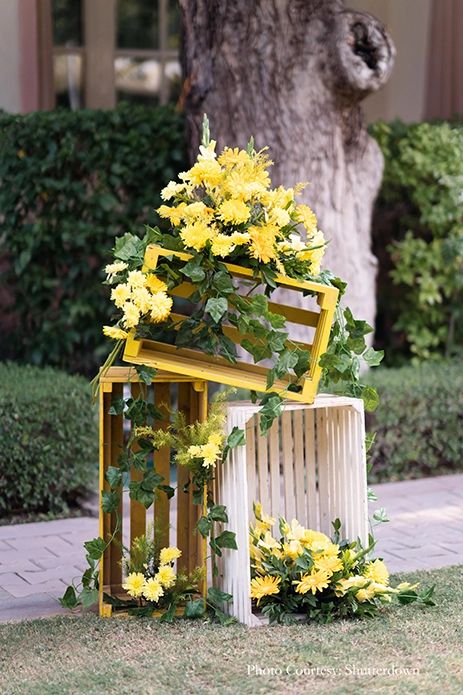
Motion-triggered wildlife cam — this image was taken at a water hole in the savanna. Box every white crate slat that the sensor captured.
[214,395,368,626]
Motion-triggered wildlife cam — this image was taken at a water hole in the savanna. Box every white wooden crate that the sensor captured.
[214,395,368,626]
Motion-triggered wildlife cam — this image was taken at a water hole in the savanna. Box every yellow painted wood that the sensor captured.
[123,244,338,404]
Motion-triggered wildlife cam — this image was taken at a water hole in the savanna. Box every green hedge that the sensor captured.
[0,363,97,517]
[0,104,187,375]
[371,120,463,362]
[366,361,463,482]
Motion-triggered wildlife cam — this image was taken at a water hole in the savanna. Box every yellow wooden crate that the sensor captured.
[98,366,208,618]
[123,245,339,403]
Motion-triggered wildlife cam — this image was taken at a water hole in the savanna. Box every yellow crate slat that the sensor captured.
[122,244,338,404]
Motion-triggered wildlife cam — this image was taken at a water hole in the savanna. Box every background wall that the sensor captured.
[0,0,21,113]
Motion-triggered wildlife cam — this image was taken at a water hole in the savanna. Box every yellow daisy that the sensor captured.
[149,292,173,323]
[122,572,145,598]
[142,577,164,603]
[250,575,281,605]
[293,569,331,595]
[156,565,176,589]
[159,546,182,564]
[103,325,128,340]
[363,559,389,586]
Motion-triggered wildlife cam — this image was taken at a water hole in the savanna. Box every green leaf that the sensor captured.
[80,587,99,609]
[105,466,122,489]
[181,258,205,283]
[207,586,233,605]
[209,504,229,522]
[129,481,154,509]
[159,601,177,623]
[363,347,384,367]
[372,507,389,523]
[205,297,228,323]
[214,530,238,550]
[361,385,380,412]
[60,585,78,609]
[226,427,246,449]
[84,537,106,560]
[101,490,120,513]
[184,598,206,619]
[135,365,157,385]
[212,269,235,294]
[294,349,311,379]
[197,516,212,538]
[159,484,175,499]
[108,397,125,416]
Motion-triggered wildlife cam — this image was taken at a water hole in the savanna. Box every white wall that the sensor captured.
[0,0,21,112]
[349,0,432,123]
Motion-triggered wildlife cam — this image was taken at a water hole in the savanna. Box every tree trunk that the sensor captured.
[179,0,395,329]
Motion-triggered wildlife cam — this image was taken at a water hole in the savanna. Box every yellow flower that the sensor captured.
[269,207,291,228]
[122,572,145,598]
[248,225,277,263]
[283,540,303,560]
[149,292,173,323]
[285,519,306,542]
[300,529,330,547]
[127,270,146,289]
[230,231,250,245]
[295,204,318,235]
[181,159,223,187]
[142,577,164,603]
[250,575,281,605]
[159,546,182,564]
[356,584,376,603]
[363,559,389,586]
[156,565,176,589]
[131,286,152,314]
[161,181,186,200]
[341,548,358,569]
[395,581,419,592]
[211,234,235,258]
[111,283,131,308]
[218,199,250,225]
[146,275,168,293]
[297,230,325,275]
[123,302,141,329]
[218,147,251,168]
[105,261,127,276]
[198,140,217,161]
[293,569,331,595]
[314,555,343,575]
[335,575,368,597]
[180,221,217,251]
[312,542,339,558]
[182,201,214,220]
[258,531,281,553]
[157,203,188,227]
[103,325,128,340]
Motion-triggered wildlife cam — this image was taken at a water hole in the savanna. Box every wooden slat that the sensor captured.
[109,382,123,588]
[316,408,330,535]
[130,383,146,547]
[176,383,191,572]
[281,411,296,520]
[293,410,306,525]
[304,410,318,529]
[268,419,280,518]
[154,382,171,549]
[246,417,257,517]
[257,417,269,509]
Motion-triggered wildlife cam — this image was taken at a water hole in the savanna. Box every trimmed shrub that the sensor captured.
[366,361,463,482]
[0,104,187,375]
[0,363,97,517]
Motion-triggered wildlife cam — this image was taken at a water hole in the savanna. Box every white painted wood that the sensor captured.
[216,396,368,626]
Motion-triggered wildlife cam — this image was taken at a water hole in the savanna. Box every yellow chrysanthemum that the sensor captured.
[149,292,173,323]
[181,159,223,187]
[131,286,152,314]
[127,270,146,289]
[123,302,141,329]
[300,529,331,548]
[103,325,128,340]
[297,230,325,275]
[285,519,306,542]
[283,540,303,560]
[363,559,389,586]
[142,577,164,603]
[250,575,281,605]
[105,261,127,276]
[293,569,331,595]
[356,584,376,603]
[223,171,266,201]
[161,181,186,201]
[159,546,182,564]
[269,207,291,228]
[146,275,168,293]
[218,147,251,168]
[181,201,214,220]
[111,283,131,308]
[295,204,318,235]
[230,231,250,245]
[314,554,343,575]
[248,225,277,263]
[258,531,281,553]
[156,564,176,589]
[335,575,368,597]
[218,198,250,225]
[157,202,187,226]
[180,221,217,252]
[122,572,145,598]
[211,234,235,258]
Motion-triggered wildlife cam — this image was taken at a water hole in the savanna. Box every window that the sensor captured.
[51,0,181,109]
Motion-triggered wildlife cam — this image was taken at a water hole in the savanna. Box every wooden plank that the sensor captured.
[109,382,123,589]
[304,410,318,529]
[281,411,295,520]
[154,382,171,549]
[257,416,270,510]
[130,383,146,547]
[293,410,306,525]
[316,408,330,535]
[246,416,257,518]
[268,419,280,518]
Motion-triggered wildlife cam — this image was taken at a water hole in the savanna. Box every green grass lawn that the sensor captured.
[1,566,462,695]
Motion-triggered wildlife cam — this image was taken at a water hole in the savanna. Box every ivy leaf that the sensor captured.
[214,530,238,550]
[101,490,119,513]
[184,598,206,619]
[80,587,99,609]
[158,484,175,499]
[60,585,78,609]
[361,385,380,412]
[108,397,125,416]
[129,481,154,509]
[294,349,311,378]
[84,537,106,560]
[362,347,384,367]
[226,427,246,449]
[197,516,212,538]
[181,258,205,283]
[241,338,272,363]
[205,297,228,323]
[135,364,157,384]
[212,269,235,294]
[259,394,284,435]
[207,586,233,605]
[209,504,229,522]
[159,601,177,623]
[105,466,122,489]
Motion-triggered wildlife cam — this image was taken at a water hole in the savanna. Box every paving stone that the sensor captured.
[18,565,82,586]
[0,593,70,622]
[0,578,68,599]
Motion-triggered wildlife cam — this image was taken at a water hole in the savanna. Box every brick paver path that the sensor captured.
[1,474,462,622]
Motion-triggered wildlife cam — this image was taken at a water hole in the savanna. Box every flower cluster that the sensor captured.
[156,136,325,275]
[122,543,181,605]
[249,504,428,624]
[102,264,173,339]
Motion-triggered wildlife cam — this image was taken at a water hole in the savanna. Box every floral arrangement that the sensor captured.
[249,504,435,624]
[96,116,383,428]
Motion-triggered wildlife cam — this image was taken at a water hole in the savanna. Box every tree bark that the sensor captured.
[179,0,395,329]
